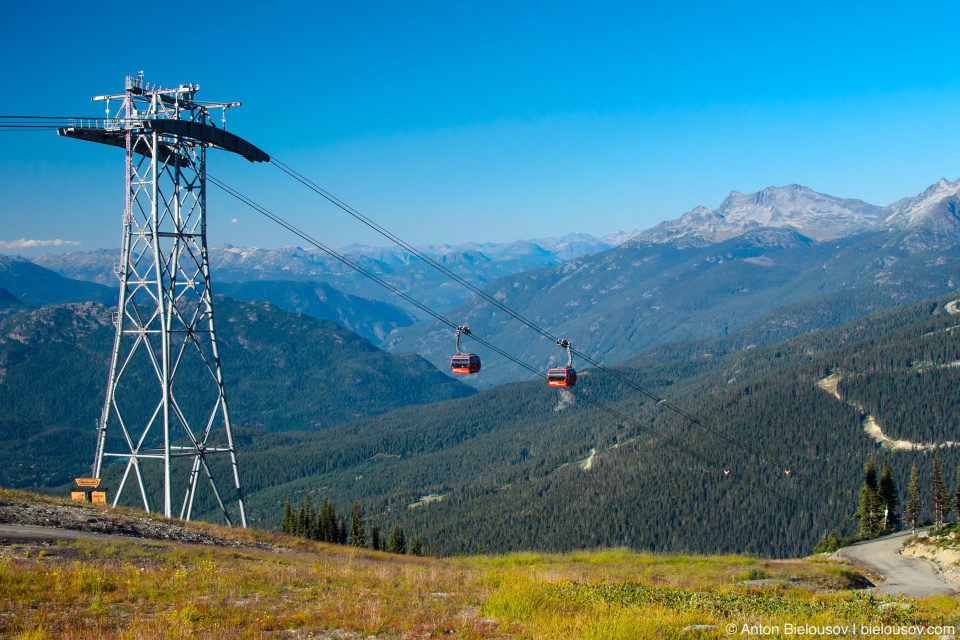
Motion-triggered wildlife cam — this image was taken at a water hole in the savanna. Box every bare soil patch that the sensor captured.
[0,490,282,550]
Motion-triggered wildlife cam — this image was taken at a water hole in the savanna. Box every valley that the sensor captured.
[9,8,960,636]
[4,178,960,563]
[31,233,635,319]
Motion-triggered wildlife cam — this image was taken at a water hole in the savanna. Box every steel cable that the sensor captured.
[209,174,847,524]
[267,157,852,506]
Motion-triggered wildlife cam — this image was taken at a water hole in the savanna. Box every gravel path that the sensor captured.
[0,523,110,542]
[0,499,280,550]
[835,529,957,598]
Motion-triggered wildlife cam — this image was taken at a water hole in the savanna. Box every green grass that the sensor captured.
[468,550,960,639]
[0,491,958,639]
[3,541,958,639]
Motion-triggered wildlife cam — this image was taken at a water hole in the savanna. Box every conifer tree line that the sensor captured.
[853,457,900,540]
[899,452,960,533]
[857,452,960,536]
[280,495,431,556]
[818,452,960,553]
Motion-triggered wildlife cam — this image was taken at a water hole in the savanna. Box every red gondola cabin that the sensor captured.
[547,366,576,387]
[450,326,480,374]
[548,338,577,387]
[450,353,481,374]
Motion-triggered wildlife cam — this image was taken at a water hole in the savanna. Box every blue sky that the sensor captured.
[3,1,960,255]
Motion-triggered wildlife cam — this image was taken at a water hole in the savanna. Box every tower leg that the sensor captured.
[90,77,247,527]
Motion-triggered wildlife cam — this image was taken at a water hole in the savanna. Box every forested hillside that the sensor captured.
[0,255,109,306]
[6,279,960,558]
[217,280,416,343]
[0,297,473,488]
[385,230,960,388]
[3,250,419,346]
[224,291,960,557]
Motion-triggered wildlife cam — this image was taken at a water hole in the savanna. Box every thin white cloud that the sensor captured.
[230,218,239,223]
[0,238,81,249]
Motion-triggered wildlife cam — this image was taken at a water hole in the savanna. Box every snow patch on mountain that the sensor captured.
[28,230,643,289]
[637,184,886,245]
[885,178,960,228]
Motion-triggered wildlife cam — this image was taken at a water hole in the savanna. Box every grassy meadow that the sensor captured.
[0,492,958,639]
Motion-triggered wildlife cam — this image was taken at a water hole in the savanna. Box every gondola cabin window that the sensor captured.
[548,367,576,387]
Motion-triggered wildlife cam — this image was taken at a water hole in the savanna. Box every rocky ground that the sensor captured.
[903,530,960,585]
[0,490,282,550]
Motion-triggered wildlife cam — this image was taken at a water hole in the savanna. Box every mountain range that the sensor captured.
[30,232,640,317]
[5,176,960,557]
[637,178,960,247]
[4,275,959,555]
[384,178,960,387]
[0,255,418,346]
[638,183,886,245]
[21,178,960,389]
[215,280,417,344]
[0,297,474,488]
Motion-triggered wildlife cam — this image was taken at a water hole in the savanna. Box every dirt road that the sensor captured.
[835,529,957,597]
[0,499,281,550]
[0,523,116,543]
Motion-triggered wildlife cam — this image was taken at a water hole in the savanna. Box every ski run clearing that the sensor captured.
[816,374,959,452]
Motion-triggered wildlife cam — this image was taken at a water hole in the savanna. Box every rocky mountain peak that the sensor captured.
[638,184,886,245]
[884,177,960,229]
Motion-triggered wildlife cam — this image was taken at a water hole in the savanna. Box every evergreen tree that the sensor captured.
[410,536,422,556]
[310,498,326,540]
[827,530,839,550]
[954,463,960,522]
[349,501,367,547]
[317,498,331,542]
[906,462,922,534]
[477,534,484,556]
[327,500,339,543]
[932,452,947,528]
[338,515,347,544]
[387,525,406,554]
[370,519,381,551]
[940,467,952,525]
[386,525,400,553]
[432,538,439,558]
[856,456,882,539]
[303,495,315,539]
[878,459,899,532]
[813,530,843,554]
[281,498,292,535]
[296,500,307,537]
[318,499,338,543]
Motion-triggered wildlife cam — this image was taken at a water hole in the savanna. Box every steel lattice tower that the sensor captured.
[59,75,269,526]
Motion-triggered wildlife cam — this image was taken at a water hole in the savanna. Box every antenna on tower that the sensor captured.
[58,76,269,527]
